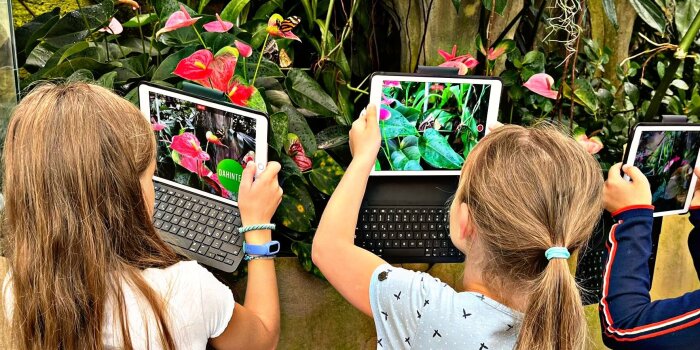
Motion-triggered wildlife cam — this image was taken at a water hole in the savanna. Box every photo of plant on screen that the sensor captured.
[149,94,256,202]
[377,80,489,171]
[635,131,700,211]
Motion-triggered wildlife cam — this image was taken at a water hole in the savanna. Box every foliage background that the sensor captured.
[4,0,700,275]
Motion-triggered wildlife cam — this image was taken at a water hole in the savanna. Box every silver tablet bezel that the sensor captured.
[368,74,502,176]
[138,84,268,206]
[625,125,700,217]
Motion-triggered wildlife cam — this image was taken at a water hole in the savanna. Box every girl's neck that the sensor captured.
[463,264,530,312]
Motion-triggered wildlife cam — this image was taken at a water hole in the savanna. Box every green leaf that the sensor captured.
[246,53,284,79]
[280,153,305,181]
[14,8,60,64]
[198,0,212,14]
[58,41,91,65]
[624,82,640,104]
[221,0,251,22]
[43,0,114,47]
[316,125,350,149]
[391,150,409,169]
[603,0,619,29]
[418,129,464,169]
[152,47,196,81]
[482,0,508,16]
[676,0,700,45]
[159,27,200,47]
[275,191,313,232]
[628,0,666,32]
[246,88,268,113]
[596,88,614,109]
[284,69,341,117]
[393,103,421,123]
[611,115,628,133]
[23,57,117,88]
[123,38,168,56]
[202,32,238,54]
[67,69,94,82]
[282,105,317,152]
[96,71,118,89]
[390,135,422,170]
[671,79,690,90]
[451,0,461,11]
[308,150,344,196]
[573,80,598,111]
[270,112,288,153]
[122,13,158,28]
[380,105,419,139]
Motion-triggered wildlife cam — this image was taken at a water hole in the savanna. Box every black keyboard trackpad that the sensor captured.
[364,176,459,206]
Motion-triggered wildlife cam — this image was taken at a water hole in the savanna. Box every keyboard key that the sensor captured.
[161,194,170,203]
[221,243,240,255]
[197,245,209,255]
[224,258,234,265]
[215,222,225,230]
[223,224,235,233]
[170,217,180,226]
[201,207,210,216]
[165,205,176,213]
[194,233,205,243]
[169,225,179,234]
[175,192,182,198]
[188,242,200,252]
[212,240,222,249]
[222,233,232,242]
[174,208,184,216]
[198,216,208,224]
[203,237,214,246]
[168,197,177,205]
[182,210,192,219]
[225,215,235,224]
[195,224,206,233]
[186,231,196,240]
[213,230,223,239]
[163,214,173,222]
[161,222,172,232]
[177,227,188,237]
[154,220,164,229]
[206,218,217,227]
[217,212,227,221]
[382,248,424,257]
[184,202,194,210]
[192,204,202,212]
[154,211,164,219]
[187,221,198,230]
[204,227,215,236]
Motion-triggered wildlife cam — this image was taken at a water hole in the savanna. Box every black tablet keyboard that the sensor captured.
[354,206,464,263]
[153,182,244,272]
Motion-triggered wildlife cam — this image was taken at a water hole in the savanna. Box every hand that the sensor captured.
[238,161,283,228]
[349,103,381,164]
[690,168,700,208]
[603,163,652,213]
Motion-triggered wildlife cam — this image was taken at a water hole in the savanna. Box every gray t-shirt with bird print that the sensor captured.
[369,264,522,350]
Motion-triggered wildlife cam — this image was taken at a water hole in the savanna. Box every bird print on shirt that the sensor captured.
[394,291,401,300]
[433,330,442,338]
[416,310,422,319]
[405,337,411,346]
[423,299,430,307]
[463,309,472,318]
[479,343,489,350]
[381,311,389,320]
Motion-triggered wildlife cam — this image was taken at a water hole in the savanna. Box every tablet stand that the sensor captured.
[415,65,460,75]
[182,82,235,107]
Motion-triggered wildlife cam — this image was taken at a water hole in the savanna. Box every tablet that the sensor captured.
[138,83,268,204]
[623,123,700,217]
[369,73,502,175]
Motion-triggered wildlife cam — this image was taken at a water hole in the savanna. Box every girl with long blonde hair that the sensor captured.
[2,83,282,350]
[313,105,603,349]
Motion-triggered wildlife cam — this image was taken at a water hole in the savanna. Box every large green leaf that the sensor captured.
[283,176,315,218]
[419,129,464,170]
[159,27,200,47]
[23,58,117,88]
[380,106,419,139]
[280,153,305,181]
[123,38,169,56]
[96,71,118,89]
[316,125,350,149]
[393,103,421,123]
[14,8,60,64]
[275,194,313,232]
[43,0,114,47]
[676,0,700,45]
[221,0,251,22]
[390,135,422,170]
[573,79,598,111]
[152,47,196,81]
[246,54,284,79]
[282,105,317,152]
[284,69,341,118]
[270,112,289,153]
[122,13,159,28]
[67,68,94,82]
[629,0,666,32]
[202,32,238,54]
[25,43,55,70]
[308,150,344,196]
[603,0,619,29]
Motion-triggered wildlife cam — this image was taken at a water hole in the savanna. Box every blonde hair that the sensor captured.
[456,125,603,350]
[2,83,180,350]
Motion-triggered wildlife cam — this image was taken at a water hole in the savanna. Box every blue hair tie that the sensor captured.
[545,247,570,261]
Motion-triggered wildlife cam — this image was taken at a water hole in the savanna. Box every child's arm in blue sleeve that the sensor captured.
[600,206,700,350]
[687,207,700,279]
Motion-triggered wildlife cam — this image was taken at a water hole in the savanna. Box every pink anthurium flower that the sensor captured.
[287,136,312,172]
[152,121,166,131]
[170,132,210,161]
[266,14,301,42]
[227,82,256,106]
[234,40,253,58]
[379,107,391,121]
[574,133,604,155]
[438,61,469,75]
[438,45,479,68]
[206,131,226,147]
[430,84,444,92]
[523,73,559,100]
[203,13,233,33]
[156,4,201,37]
[381,94,395,105]
[173,151,211,177]
[174,49,214,81]
[383,81,402,89]
[99,18,123,35]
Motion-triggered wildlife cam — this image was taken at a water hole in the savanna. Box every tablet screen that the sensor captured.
[629,128,700,215]
[146,90,260,202]
[370,76,500,174]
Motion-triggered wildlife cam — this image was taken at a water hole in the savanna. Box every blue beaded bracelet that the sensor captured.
[239,223,276,234]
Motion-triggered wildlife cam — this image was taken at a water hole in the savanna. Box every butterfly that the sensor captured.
[263,40,293,68]
[276,15,301,33]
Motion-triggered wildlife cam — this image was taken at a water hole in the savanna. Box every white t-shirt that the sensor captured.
[3,260,235,349]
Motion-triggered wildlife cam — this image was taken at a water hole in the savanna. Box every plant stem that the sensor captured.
[104,35,110,62]
[643,10,700,121]
[113,37,127,58]
[243,58,248,83]
[252,34,270,86]
[136,8,147,54]
[194,27,207,49]
[320,0,336,58]
[345,84,368,95]
[75,0,92,39]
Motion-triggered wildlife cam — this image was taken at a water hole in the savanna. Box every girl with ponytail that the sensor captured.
[313,106,603,349]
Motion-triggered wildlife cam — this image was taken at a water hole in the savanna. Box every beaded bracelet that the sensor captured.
[244,254,277,261]
[239,223,276,234]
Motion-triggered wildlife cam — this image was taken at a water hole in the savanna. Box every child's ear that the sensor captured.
[459,202,475,240]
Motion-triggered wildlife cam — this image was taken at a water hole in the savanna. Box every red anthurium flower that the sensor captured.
[173,151,211,177]
[574,133,603,155]
[156,4,201,37]
[523,73,559,100]
[99,18,123,35]
[266,14,301,42]
[293,153,313,172]
[170,132,210,161]
[204,49,238,92]
[203,13,233,33]
[242,151,255,167]
[174,49,214,81]
[227,82,255,106]
[438,45,459,61]
[206,131,226,147]
[438,61,469,75]
[379,107,391,121]
[152,121,166,131]
[286,136,312,172]
[234,40,253,58]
